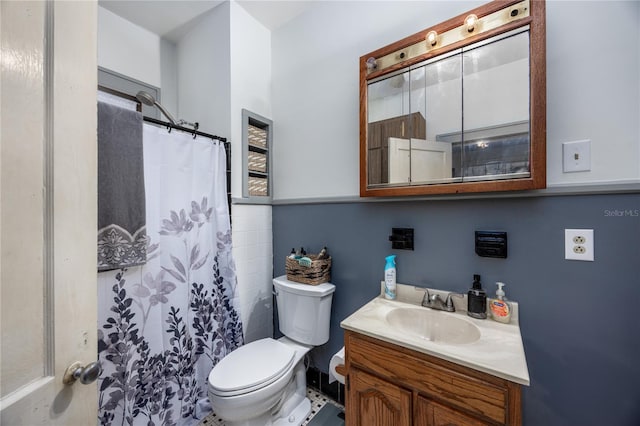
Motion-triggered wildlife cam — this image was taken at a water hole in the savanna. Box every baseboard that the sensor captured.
[306,366,345,406]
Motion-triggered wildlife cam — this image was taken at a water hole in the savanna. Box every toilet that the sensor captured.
[208,275,336,426]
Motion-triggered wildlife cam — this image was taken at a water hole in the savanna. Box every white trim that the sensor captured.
[0,377,55,411]
[267,182,640,206]
[43,0,55,378]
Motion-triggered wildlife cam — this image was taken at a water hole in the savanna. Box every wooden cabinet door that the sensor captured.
[347,368,412,426]
[415,395,488,426]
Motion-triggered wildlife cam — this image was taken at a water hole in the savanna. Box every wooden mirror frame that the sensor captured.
[359,0,546,197]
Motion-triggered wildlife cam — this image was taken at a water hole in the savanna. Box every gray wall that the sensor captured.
[273,193,640,425]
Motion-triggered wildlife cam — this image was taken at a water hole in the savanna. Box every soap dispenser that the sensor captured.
[467,274,487,319]
[489,282,512,324]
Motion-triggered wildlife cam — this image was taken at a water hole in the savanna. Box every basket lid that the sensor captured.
[274,275,335,297]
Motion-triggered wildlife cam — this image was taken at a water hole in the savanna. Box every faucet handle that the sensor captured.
[445,292,465,312]
[420,288,430,306]
[445,294,455,310]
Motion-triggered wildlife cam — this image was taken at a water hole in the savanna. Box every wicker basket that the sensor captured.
[285,255,331,285]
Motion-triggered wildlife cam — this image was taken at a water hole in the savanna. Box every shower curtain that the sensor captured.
[98,124,243,426]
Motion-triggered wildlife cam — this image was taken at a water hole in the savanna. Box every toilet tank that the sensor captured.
[273,275,336,346]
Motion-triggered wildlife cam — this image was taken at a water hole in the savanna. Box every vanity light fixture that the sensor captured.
[465,14,478,32]
[364,0,530,76]
[426,30,438,47]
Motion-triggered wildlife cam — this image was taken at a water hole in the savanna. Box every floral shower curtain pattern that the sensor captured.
[98,124,243,426]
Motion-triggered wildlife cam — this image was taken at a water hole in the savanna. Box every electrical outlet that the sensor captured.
[572,235,585,244]
[565,229,594,261]
[573,245,586,254]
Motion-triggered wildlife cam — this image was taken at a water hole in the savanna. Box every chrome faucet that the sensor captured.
[421,289,458,312]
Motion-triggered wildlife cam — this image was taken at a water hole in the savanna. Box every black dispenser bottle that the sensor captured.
[467,274,487,319]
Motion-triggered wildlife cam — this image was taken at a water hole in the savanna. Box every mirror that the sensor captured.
[360,0,546,196]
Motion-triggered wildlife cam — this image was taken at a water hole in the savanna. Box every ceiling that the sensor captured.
[98,0,312,42]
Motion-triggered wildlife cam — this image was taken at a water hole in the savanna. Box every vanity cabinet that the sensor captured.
[344,330,521,426]
[350,368,411,426]
[416,398,489,426]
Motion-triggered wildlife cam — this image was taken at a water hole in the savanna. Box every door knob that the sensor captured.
[63,361,101,385]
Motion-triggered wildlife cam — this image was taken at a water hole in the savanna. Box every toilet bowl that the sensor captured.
[208,337,310,425]
[208,276,336,426]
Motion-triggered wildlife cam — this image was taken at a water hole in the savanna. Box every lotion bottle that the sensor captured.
[384,255,396,300]
[489,282,512,324]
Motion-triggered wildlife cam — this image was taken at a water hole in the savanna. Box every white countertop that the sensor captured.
[340,285,530,386]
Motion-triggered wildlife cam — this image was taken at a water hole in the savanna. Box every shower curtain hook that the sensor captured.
[192,130,197,139]
[167,125,172,133]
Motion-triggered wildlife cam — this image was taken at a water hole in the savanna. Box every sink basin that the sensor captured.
[385,307,481,344]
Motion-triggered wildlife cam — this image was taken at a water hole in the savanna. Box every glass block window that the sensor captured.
[242,110,272,201]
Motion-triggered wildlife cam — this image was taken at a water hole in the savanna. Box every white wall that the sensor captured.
[229,1,272,199]
[160,39,178,119]
[176,3,231,140]
[546,0,639,186]
[98,7,161,86]
[230,204,273,343]
[229,2,274,342]
[271,1,640,200]
[97,6,177,114]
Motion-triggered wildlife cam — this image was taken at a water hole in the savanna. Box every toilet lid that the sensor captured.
[208,338,295,394]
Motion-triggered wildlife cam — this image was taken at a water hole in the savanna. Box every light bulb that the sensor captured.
[366,57,377,71]
[426,31,438,47]
[465,14,478,32]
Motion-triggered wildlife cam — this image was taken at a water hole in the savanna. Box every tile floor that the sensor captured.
[199,387,344,426]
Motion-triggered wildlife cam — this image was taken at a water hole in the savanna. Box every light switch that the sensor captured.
[562,140,591,173]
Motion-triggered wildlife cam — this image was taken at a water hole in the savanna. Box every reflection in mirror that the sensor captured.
[367,70,423,185]
[410,52,462,184]
[367,29,530,187]
[460,30,530,181]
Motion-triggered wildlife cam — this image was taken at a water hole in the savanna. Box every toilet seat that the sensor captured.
[208,338,295,397]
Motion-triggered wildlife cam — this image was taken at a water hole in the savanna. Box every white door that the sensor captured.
[410,138,453,183]
[388,137,453,184]
[388,137,411,183]
[1,1,98,424]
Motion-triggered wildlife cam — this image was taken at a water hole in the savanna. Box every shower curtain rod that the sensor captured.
[143,116,228,144]
[97,85,228,144]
